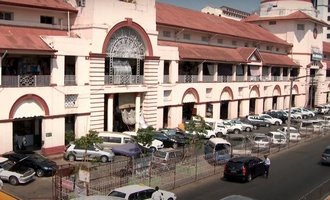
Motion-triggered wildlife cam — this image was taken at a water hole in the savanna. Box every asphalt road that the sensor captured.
[172,133,330,200]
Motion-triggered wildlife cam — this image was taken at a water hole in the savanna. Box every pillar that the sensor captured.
[168,106,183,128]
[135,93,141,130]
[277,96,284,110]
[244,65,248,81]
[232,65,237,82]
[239,100,250,117]
[169,60,178,84]
[213,64,218,82]
[264,97,273,111]
[51,56,64,86]
[284,95,290,109]
[198,63,203,82]
[255,98,264,114]
[196,103,206,117]
[280,68,283,81]
[107,94,114,131]
[0,56,2,85]
[228,100,238,119]
[159,60,164,83]
[212,102,221,119]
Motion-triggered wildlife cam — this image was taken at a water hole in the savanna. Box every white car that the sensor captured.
[64,143,115,162]
[292,107,315,118]
[123,131,164,152]
[230,119,254,132]
[277,127,301,142]
[222,120,243,134]
[0,157,35,185]
[108,184,177,200]
[283,110,302,119]
[250,133,270,150]
[265,131,287,145]
[259,114,282,125]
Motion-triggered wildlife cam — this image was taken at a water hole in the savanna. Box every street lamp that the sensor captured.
[287,74,321,134]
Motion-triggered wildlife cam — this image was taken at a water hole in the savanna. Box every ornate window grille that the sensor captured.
[65,95,78,108]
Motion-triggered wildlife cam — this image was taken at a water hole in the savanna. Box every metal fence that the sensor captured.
[53,129,329,200]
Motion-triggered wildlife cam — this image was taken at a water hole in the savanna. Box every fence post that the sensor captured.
[173,163,176,189]
[195,153,198,181]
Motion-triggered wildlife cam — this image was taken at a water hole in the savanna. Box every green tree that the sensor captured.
[135,126,155,154]
[74,130,103,162]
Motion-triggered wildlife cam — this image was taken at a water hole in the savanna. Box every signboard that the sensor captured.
[311,47,323,61]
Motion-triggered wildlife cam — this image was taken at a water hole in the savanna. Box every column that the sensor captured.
[268,67,272,81]
[107,94,114,131]
[159,60,164,84]
[239,100,250,117]
[255,98,264,114]
[213,64,218,82]
[135,93,141,130]
[0,56,2,85]
[169,60,178,84]
[277,96,284,110]
[288,68,291,79]
[196,103,206,117]
[280,68,283,81]
[212,102,221,119]
[244,65,248,81]
[232,65,237,82]
[284,95,290,109]
[228,100,238,119]
[198,63,203,82]
[264,97,273,111]
[168,106,183,128]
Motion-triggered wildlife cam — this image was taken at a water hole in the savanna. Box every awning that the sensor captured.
[260,52,300,68]
[158,40,246,63]
[0,25,67,52]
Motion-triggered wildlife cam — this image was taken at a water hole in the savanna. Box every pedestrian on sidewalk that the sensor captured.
[264,154,271,178]
[151,186,163,200]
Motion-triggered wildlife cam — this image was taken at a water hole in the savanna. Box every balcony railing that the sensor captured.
[178,75,198,83]
[105,75,143,85]
[2,75,50,87]
[218,75,232,82]
[64,75,76,86]
[163,75,170,83]
[203,75,214,83]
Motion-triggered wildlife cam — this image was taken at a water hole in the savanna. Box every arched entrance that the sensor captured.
[10,94,48,151]
[182,88,199,121]
[272,85,281,110]
[249,86,260,114]
[220,87,234,119]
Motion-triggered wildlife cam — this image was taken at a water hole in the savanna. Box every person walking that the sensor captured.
[264,154,271,178]
[151,186,163,200]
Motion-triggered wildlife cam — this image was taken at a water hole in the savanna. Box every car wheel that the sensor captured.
[253,125,258,130]
[68,154,76,162]
[167,198,174,200]
[297,117,302,119]
[217,132,224,137]
[303,115,307,119]
[210,135,215,138]
[246,174,252,182]
[266,123,270,127]
[246,127,252,132]
[234,129,240,134]
[9,176,19,185]
[36,169,45,177]
[309,114,313,118]
[172,143,178,149]
[150,147,156,153]
[100,156,108,163]
[275,121,280,126]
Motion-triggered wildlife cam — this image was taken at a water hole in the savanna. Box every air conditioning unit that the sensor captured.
[77,0,85,7]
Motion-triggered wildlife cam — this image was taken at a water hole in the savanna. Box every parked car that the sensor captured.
[204,138,231,164]
[230,118,254,132]
[159,128,191,144]
[292,107,315,118]
[97,132,133,150]
[111,143,142,158]
[0,157,35,185]
[223,156,265,182]
[152,148,184,169]
[245,115,271,129]
[277,127,301,142]
[2,151,57,177]
[321,145,330,165]
[315,105,329,115]
[108,184,177,200]
[226,134,252,155]
[153,131,185,148]
[222,120,243,134]
[264,110,288,124]
[283,109,303,119]
[250,133,271,152]
[265,131,287,145]
[259,113,282,126]
[203,118,230,137]
[123,131,164,152]
[63,143,115,163]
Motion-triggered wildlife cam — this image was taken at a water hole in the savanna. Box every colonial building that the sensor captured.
[0,0,329,155]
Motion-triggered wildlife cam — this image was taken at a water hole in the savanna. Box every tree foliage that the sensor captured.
[135,126,155,147]
[184,115,207,149]
[74,130,103,163]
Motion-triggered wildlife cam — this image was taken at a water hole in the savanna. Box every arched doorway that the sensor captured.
[182,88,199,121]
[272,85,281,110]
[220,87,234,119]
[249,86,260,114]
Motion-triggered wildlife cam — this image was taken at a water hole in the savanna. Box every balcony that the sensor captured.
[178,75,198,83]
[64,75,76,86]
[104,75,143,85]
[1,75,50,87]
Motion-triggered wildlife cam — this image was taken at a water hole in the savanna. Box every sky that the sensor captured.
[156,0,261,13]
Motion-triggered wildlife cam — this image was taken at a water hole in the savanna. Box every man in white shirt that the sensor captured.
[151,186,163,200]
[264,154,271,178]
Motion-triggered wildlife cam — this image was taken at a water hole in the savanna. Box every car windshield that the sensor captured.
[274,135,285,139]
[0,160,15,170]
[154,151,167,158]
[324,148,330,154]
[227,161,244,168]
[108,191,126,198]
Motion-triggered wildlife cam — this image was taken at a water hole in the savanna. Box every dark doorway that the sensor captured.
[13,117,42,151]
[308,85,317,108]
[113,94,131,132]
[183,103,195,122]
[272,97,277,110]
[220,101,229,119]
[163,106,169,128]
[65,115,75,145]
[249,98,256,114]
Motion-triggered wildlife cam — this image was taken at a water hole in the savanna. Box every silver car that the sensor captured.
[63,143,114,163]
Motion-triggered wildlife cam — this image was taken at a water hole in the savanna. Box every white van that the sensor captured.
[265,131,287,145]
[98,132,133,150]
[204,138,231,164]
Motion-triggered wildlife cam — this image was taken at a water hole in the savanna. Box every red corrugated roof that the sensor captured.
[158,40,246,63]
[244,11,329,27]
[260,52,300,67]
[323,42,330,54]
[0,0,77,12]
[0,25,68,52]
[237,47,261,62]
[156,3,291,47]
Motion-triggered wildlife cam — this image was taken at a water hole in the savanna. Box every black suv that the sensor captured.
[223,156,265,182]
[264,111,288,124]
[245,115,271,129]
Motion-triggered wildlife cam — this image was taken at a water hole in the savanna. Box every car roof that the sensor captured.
[0,157,9,163]
[209,138,231,145]
[111,184,152,194]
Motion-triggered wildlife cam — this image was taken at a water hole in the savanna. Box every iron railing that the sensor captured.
[2,75,50,87]
[104,75,143,85]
